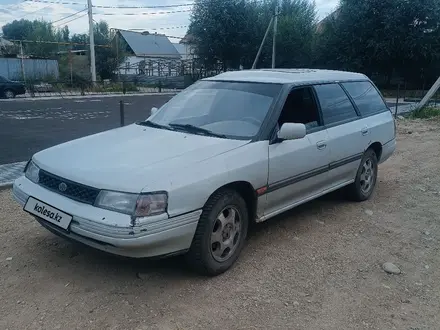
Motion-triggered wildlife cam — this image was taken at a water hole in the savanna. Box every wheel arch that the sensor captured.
[368,142,383,161]
[207,181,258,224]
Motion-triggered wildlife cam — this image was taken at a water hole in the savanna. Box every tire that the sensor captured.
[186,189,249,276]
[347,149,378,202]
[4,89,15,99]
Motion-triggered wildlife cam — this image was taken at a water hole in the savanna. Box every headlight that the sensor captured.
[25,160,40,183]
[94,191,168,217]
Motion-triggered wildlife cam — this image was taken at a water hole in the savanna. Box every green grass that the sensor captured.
[409,106,440,119]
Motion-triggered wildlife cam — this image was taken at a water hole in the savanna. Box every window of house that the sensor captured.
[277,87,321,132]
[342,81,387,116]
[314,83,358,125]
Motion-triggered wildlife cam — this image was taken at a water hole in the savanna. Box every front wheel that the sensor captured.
[186,189,249,276]
[347,149,378,201]
[4,89,16,99]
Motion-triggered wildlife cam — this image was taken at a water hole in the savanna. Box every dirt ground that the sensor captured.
[1,118,439,330]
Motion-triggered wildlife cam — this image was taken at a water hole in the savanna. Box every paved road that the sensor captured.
[0,95,173,164]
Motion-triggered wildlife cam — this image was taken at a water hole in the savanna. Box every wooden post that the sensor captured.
[119,100,125,126]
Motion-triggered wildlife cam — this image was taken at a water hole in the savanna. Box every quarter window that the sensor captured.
[314,84,358,125]
[343,81,387,116]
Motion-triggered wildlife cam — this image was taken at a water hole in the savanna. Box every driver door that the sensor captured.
[264,87,331,218]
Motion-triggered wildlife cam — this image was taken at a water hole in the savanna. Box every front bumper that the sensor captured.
[13,176,201,258]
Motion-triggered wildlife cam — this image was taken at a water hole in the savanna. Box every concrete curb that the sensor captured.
[0,161,26,190]
[0,182,13,191]
[0,91,179,102]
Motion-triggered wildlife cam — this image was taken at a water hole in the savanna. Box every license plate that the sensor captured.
[24,197,72,230]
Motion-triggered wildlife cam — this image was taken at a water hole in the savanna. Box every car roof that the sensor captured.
[203,69,369,85]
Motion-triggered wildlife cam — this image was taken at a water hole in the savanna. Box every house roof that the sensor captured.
[204,69,368,85]
[119,30,181,58]
[0,37,13,47]
[172,43,186,56]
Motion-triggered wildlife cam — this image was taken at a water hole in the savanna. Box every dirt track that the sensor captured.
[1,118,439,330]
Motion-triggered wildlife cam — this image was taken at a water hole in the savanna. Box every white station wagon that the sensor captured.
[13,69,396,275]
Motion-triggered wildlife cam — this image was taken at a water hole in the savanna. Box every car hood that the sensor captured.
[33,124,249,192]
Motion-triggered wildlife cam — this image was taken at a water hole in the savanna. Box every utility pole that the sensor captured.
[252,17,274,69]
[271,2,279,69]
[69,43,73,85]
[87,0,97,82]
[20,41,26,82]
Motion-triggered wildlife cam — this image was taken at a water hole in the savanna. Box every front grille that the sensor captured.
[38,170,100,205]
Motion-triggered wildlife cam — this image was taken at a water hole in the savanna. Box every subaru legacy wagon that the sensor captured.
[13,69,396,275]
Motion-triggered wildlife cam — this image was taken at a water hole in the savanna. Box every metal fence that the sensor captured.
[0,58,59,81]
[6,79,180,99]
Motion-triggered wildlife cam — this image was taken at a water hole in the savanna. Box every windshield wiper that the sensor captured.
[137,120,174,131]
[169,123,227,138]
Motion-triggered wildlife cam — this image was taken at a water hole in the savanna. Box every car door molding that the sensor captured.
[328,153,363,171]
[264,152,364,195]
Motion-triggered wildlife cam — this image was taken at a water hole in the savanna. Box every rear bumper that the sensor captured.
[379,138,396,164]
[12,176,201,258]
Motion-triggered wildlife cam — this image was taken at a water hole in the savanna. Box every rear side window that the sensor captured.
[342,81,387,116]
[314,84,358,125]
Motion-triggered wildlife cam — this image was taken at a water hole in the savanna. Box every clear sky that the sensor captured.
[0,0,338,42]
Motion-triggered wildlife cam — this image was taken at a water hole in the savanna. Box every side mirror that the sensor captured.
[277,123,306,141]
[151,107,158,115]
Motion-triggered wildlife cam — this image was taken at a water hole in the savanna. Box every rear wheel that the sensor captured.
[4,89,15,99]
[186,189,249,276]
[347,149,378,201]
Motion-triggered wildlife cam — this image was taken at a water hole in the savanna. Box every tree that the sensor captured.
[2,19,70,57]
[188,0,317,70]
[313,0,440,87]
[189,0,249,70]
[93,20,121,80]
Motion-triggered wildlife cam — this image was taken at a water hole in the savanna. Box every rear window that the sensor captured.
[314,83,358,125]
[342,81,387,116]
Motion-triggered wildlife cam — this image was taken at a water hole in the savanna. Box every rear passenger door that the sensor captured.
[341,81,395,157]
[313,83,367,186]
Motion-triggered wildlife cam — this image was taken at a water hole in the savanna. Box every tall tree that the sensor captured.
[313,0,440,87]
[2,19,67,57]
[189,0,249,70]
[188,0,316,70]
[93,20,120,79]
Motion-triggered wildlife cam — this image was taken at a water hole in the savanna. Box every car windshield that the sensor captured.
[145,80,282,139]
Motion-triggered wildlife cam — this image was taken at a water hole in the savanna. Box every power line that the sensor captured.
[113,28,184,40]
[96,10,191,16]
[24,0,194,8]
[54,12,88,27]
[129,25,188,31]
[24,0,91,5]
[7,38,111,48]
[94,3,193,9]
[51,8,87,24]
[13,5,51,20]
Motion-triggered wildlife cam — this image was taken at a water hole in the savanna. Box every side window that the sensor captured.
[314,84,358,125]
[278,87,322,132]
[342,81,387,116]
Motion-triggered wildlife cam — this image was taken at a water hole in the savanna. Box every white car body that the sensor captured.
[13,69,396,262]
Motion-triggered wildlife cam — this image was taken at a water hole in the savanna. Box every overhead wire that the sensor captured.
[11,5,51,20]
[128,25,188,31]
[53,12,88,27]
[51,8,87,24]
[95,10,192,16]
[23,0,194,8]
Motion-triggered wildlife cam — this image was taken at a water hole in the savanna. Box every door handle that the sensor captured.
[316,141,327,150]
[361,127,369,136]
